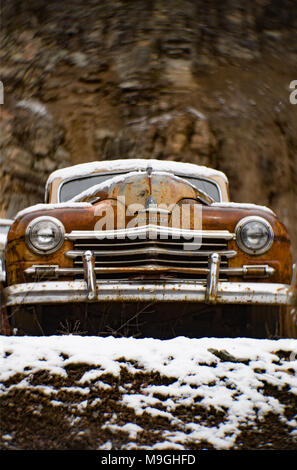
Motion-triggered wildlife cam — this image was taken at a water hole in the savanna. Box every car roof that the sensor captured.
[47,159,228,183]
[46,159,229,203]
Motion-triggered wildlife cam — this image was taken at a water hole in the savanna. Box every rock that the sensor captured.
[69,52,89,68]
[0,96,67,216]
[208,348,249,364]
[190,120,217,155]
[0,0,296,257]
[16,99,50,119]
[29,128,56,157]
[2,146,33,168]
[34,157,56,174]
[53,146,70,164]
[168,132,187,154]
[0,119,13,148]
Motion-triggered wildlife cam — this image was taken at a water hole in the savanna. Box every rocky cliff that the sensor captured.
[1,0,296,256]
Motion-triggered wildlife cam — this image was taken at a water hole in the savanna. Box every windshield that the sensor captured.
[181,176,220,202]
[59,172,221,202]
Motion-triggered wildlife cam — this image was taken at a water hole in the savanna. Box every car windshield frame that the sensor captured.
[58,171,222,203]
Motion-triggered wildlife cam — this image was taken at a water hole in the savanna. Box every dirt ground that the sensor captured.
[1,351,297,450]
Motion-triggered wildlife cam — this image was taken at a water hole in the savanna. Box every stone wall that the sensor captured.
[1,0,296,255]
[0,100,70,217]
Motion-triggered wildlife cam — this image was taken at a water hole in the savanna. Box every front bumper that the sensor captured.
[3,252,297,308]
[4,280,297,307]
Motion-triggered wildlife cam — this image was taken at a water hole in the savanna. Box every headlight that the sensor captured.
[235,216,274,255]
[26,216,65,254]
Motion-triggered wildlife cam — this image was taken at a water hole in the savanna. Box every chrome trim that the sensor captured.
[82,250,96,301]
[65,226,235,241]
[206,253,220,303]
[4,280,297,307]
[70,239,229,248]
[0,218,13,227]
[65,248,237,259]
[25,265,61,279]
[24,265,209,276]
[18,250,289,307]
[235,216,274,255]
[24,264,275,278]
[241,265,275,278]
[66,229,235,270]
[0,259,6,283]
[25,265,79,277]
[292,262,297,287]
[25,216,65,255]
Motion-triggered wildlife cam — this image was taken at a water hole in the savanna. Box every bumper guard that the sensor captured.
[3,251,297,308]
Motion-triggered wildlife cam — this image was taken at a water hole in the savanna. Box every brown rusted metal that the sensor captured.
[3,159,296,337]
[6,203,292,286]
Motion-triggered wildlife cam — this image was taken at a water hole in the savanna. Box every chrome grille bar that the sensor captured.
[72,240,229,248]
[24,264,275,278]
[64,227,234,277]
[73,260,228,267]
[66,226,235,241]
[66,248,237,259]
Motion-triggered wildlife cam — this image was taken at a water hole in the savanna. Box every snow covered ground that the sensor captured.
[1,335,297,450]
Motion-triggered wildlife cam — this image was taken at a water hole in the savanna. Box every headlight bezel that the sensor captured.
[235,216,274,255]
[25,216,65,255]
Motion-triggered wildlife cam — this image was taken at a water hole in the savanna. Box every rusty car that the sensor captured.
[0,219,13,281]
[1,159,296,338]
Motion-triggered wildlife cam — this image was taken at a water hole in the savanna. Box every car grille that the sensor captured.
[65,227,236,281]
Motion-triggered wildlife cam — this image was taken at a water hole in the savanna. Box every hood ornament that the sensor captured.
[146,165,153,177]
[145,164,156,209]
[145,195,157,209]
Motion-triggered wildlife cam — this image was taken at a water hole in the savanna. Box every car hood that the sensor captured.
[70,170,214,207]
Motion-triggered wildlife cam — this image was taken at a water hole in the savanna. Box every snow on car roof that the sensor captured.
[46,159,228,187]
[14,202,92,220]
[212,202,276,216]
